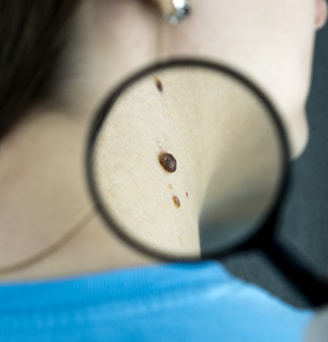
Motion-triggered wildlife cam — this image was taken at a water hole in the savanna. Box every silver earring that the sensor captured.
[163,0,190,25]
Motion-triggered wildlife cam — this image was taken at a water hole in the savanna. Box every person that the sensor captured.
[0,0,327,340]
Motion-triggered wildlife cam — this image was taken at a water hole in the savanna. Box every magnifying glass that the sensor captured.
[86,59,328,307]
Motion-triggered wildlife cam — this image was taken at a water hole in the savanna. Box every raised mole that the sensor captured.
[158,152,177,173]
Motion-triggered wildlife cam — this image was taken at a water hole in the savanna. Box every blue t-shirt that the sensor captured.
[0,262,312,341]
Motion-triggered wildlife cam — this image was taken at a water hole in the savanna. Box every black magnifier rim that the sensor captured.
[86,58,290,262]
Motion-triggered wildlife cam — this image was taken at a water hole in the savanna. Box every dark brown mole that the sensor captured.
[172,196,181,208]
[154,76,163,92]
[159,152,177,173]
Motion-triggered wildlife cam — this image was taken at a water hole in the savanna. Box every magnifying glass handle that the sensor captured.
[261,237,328,307]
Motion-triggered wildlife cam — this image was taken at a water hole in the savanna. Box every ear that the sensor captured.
[315,0,328,29]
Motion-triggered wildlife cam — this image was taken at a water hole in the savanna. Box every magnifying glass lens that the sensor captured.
[87,61,288,260]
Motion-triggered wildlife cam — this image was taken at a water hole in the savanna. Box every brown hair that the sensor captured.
[0,0,81,138]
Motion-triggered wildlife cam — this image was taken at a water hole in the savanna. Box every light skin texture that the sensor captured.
[0,0,327,281]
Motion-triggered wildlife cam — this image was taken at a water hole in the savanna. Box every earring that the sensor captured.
[154,0,190,25]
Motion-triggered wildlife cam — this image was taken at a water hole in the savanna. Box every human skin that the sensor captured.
[0,0,326,280]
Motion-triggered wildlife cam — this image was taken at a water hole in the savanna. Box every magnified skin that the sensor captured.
[92,65,282,258]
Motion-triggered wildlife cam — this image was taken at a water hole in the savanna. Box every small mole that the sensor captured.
[185,191,189,197]
[172,196,181,208]
[159,152,177,173]
[154,76,163,92]
[168,184,173,190]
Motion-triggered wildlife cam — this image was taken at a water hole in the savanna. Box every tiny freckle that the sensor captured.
[154,76,163,92]
[172,196,181,208]
[159,152,177,173]
[168,184,173,190]
[185,191,189,197]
